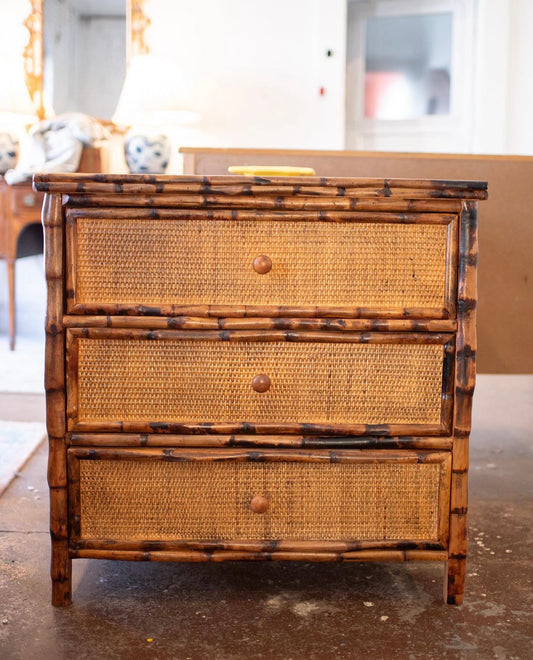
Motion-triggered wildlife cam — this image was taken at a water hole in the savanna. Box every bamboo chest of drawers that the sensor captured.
[34,173,487,606]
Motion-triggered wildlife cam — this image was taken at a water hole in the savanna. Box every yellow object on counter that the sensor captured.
[228,165,316,177]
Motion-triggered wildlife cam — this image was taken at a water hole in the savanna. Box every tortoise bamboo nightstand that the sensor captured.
[33,173,487,606]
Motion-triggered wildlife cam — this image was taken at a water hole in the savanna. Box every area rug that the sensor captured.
[0,421,46,495]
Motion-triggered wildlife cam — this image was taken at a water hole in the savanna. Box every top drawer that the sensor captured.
[66,210,457,318]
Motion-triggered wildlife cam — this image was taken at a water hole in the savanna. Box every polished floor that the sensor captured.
[0,375,531,659]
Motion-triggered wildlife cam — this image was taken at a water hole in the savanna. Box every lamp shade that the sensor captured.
[113,54,199,127]
[0,57,38,126]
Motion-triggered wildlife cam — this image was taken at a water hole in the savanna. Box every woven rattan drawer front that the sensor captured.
[66,329,454,435]
[69,449,451,544]
[67,213,457,317]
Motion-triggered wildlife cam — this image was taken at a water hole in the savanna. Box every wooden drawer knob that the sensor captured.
[252,374,271,393]
[250,495,269,514]
[252,255,272,274]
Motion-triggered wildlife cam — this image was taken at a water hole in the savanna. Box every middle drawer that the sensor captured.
[66,329,454,435]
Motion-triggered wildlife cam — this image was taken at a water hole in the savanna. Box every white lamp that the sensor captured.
[113,54,199,174]
[0,57,38,174]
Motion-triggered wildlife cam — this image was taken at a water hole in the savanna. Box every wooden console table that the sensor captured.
[0,147,105,349]
[0,178,44,349]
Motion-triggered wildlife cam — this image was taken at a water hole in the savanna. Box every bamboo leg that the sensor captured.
[445,201,478,606]
[43,193,70,605]
[51,539,72,606]
[7,258,15,350]
[50,449,71,606]
[444,558,466,605]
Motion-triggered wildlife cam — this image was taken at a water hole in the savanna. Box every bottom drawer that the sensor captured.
[69,449,451,546]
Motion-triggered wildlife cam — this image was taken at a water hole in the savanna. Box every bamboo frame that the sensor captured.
[33,173,488,198]
[445,201,478,605]
[68,433,454,450]
[71,539,447,553]
[63,316,457,333]
[68,446,451,463]
[38,174,485,605]
[66,198,464,213]
[65,207,457,223]
[43,192,70,606]
[67,304,454,321]
[71,549,449,563]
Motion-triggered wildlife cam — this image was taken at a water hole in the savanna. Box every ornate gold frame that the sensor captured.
[127,0,151,63]
[22,0,151,120]
[23,0,44,119]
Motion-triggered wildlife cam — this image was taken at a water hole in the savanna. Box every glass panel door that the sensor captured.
[364,13,453,120]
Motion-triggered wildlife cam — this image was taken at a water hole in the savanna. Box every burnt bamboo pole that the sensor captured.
[71,538,447,553]
[66,207,457,224]
[43,192,71,606]
[69,420,449,436]
[66,302,453,321]
[68,447,450,464]
[59,184,484,199]
[65,198,463,213]
[66,327,453,344]
[32,172,489,197]
[445,218,459,318]
[70,549,449,563]
[62,315,457,333]
[445,200,478,605]
[53,193,470,211]
[68,432,454,450]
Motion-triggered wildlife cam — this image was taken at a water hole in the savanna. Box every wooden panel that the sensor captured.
[69,448,451,546]
[66,329,454,435]
[180,147,529,373]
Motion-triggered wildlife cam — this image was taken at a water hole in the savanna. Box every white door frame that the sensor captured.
[346,0,477,152]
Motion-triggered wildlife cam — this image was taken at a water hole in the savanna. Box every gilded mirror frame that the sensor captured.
[23,0,151,120]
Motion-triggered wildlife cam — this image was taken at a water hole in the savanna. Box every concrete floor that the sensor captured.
[0,375,531,659]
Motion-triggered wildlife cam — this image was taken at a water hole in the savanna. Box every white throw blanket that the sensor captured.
[4,113,109,185]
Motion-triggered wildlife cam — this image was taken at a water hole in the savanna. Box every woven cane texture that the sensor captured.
[77,338,444,425]
[79,459,442,541]
[75,218,448,309]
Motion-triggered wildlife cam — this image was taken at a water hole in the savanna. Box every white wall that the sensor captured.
[471,0,511,154]
[505,0,533,155]
[472,0,533,155]
[144,0,346,166]
[0,0,30,60]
